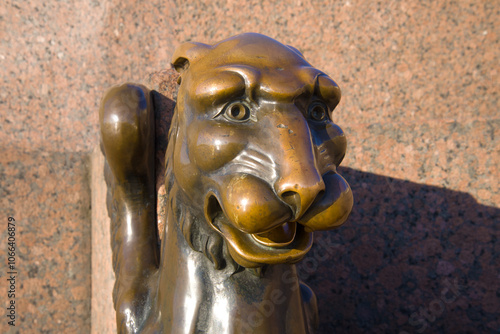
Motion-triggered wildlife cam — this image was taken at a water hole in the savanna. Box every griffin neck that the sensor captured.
[147,193,315,334]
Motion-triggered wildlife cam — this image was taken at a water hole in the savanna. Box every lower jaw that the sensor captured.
[212,215,313,268]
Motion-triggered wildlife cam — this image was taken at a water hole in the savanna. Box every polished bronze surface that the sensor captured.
[100,33,353,333]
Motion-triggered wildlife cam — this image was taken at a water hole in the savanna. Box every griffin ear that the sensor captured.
[172,42,211,74]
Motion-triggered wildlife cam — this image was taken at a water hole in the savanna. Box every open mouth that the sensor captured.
[207,208,313,268]
[252,222,297,247]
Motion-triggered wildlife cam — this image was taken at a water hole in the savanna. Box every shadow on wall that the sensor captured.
[303,167,499,334]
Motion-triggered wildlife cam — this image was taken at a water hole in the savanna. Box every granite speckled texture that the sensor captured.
[307,168,499,333]
[0,150,91,333]
[0,0,498,333]
[90,148,116,334]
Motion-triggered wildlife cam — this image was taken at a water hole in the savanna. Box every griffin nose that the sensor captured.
[269,105,326,220]
[275,172,325,220]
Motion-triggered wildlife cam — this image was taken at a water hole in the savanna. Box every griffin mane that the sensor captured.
[163,107,231,270]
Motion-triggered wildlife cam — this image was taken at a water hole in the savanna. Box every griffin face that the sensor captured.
[171,33,353,268]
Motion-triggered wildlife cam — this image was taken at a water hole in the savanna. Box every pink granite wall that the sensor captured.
[0,0,498,333]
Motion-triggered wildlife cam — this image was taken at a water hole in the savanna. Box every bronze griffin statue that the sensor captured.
[99,33,353,333]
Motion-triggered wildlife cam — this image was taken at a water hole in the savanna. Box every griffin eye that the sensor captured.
[224,102,250,122]
[308,102,328,121]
